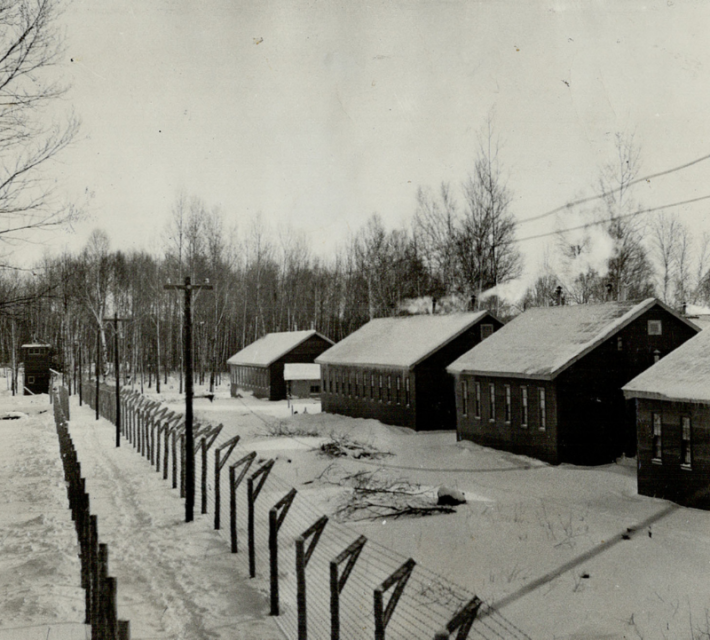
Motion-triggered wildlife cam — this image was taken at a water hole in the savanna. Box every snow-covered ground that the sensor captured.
[4,377,710,639]
[0,392,87,639]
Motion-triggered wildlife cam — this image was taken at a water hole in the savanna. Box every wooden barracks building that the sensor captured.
[316,311,502,431]
[623,328,710,509]
[227,330,333,401]
[448,299,699,465]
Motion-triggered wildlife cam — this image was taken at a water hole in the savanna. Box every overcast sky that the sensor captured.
[36,0,710,285]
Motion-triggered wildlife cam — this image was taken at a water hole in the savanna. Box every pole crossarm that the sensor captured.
[374,558,416,640]
[446,596,482,640]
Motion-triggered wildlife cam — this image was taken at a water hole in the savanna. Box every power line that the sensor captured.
[518,152,710,226]
[512,194,710,246]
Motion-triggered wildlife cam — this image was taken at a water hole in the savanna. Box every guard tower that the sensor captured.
[21,344,51,395]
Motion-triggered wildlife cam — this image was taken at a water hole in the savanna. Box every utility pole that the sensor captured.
[109,315,130,447]
[164,276,213,523]
[95,328,101,421]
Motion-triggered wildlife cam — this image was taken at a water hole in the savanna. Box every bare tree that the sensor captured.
[597,132,654,300]
[0,0,79,250]
[456,119,522,304]
[650,213,679,303]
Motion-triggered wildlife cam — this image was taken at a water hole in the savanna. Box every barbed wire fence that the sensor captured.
[53,385,130,640]
[79,382,531,640]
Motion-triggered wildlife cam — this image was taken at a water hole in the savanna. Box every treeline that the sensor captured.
[3,133,710,393]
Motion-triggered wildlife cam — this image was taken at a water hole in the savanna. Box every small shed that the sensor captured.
[21,343,51,395]
[316,311,502,431]
[623,328,710,509]
[227,330,334,400]
[284,363,322,398]
[448,298,699,465]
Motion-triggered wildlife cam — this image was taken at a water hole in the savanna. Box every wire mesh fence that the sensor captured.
[80,382,531,640]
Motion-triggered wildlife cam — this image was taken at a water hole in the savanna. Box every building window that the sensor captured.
[348,374,352,396]
[405,377,410,406]
[371,373,375,400]
[504,385,511,423]
[396,376,401,404]
[28,376,35,384]
[379,375,383,402]
[461,380,468,416]
[652,413,662,462]
[335,373,339,395]
[387,375,392,403]
[538,387,546,430]
[617,336,623,351]
[329,373,333,393]
[681,416,692,469]
[648,320,662,336]
[521,386,528,428]
[474,381,481,419]
[481,324,494,340]
[310,384,320,394]
[355,373,359,398]
[489,383,496,422]
[654,349,661,363]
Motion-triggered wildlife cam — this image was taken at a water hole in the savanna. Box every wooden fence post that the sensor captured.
[229,451,256,552]
[118,620,130,640]
[440,596,482,640]
[269,488,297,616]
[373,558,416,640]
[247,459,275,578]
[295,516,328,639]
[214,434,240,529]
[330,535,366,640]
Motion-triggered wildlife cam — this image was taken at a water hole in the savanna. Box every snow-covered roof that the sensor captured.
[623,328,710,404]
[227,330,333,367]
[447,298,698,380]
[316,312,495,369]
[685,315,710,331]
[284,363,321,381]
[21,343,50,349]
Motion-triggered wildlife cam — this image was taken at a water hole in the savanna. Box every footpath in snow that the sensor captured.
[65,396,285,640]
[0,392,88,640]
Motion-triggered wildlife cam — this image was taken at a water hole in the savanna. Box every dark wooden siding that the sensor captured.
[556,306,698,464]
[456,374,559,463]
[320,365,416,429]
[636,398,710,509]
[320,316,503,431]
[413,316,504,431]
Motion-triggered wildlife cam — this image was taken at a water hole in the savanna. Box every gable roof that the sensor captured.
[447,298,699,380]
[315,311,495,369]
[623,328,710,404]
[226,330,333,367]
